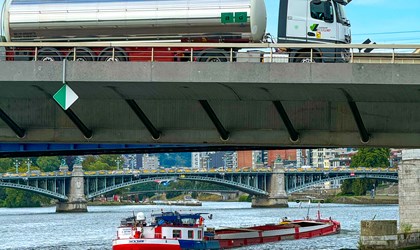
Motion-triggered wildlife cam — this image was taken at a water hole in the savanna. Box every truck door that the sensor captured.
[334,2,351,44]
[307,0,337,43]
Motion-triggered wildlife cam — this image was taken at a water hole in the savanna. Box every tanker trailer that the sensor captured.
[0,0,267,61]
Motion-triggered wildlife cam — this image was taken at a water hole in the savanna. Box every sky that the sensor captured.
[265,0,420,44]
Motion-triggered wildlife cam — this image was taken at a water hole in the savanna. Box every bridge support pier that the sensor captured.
[399,150,420,232]
[251,196,288,208]
[56,165,88,213]
[252,164,288,208]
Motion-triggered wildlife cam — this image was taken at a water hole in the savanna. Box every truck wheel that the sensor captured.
[66,48,95,61]
[37,48,61,61]
[295,53,321,63]
[199,53,228,62]
[98,51,127,62]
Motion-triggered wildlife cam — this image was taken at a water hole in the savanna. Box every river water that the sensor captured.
[0,202,398,250]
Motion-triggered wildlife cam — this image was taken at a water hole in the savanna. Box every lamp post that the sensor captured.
[27,158,31,174]
[116,157,123,170]
[14,159,19,173]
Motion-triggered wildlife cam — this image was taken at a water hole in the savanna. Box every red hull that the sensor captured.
[112,239,181,250]
[113,245,181,250]
[214,219,340,249]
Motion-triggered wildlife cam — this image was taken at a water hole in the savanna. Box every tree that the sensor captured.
[82,156,97,169]
[36,156,61,172]
[341,148,390,195]
[0,158,12,172]
[1,189,50,208]
[350,148,390,168]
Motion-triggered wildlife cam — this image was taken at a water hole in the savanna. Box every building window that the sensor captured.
[198,230,202,239]
[188,230,194,239]
[173,229,181,238]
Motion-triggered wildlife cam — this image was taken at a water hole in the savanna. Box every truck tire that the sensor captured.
[66,48,95,61]
[98,50,127,62]
[199,51,228,62]
[37,48,62,61]
[295,52,321,63]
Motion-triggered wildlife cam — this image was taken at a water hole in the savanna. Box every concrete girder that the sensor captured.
[0,62,419,148]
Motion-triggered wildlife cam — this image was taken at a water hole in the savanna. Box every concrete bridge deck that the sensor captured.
[0,61,419,148]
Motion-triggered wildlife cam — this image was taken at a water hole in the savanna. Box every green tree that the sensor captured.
[341,148,390,195]
[0,158,12,172]
[98,155,124,169]
[82,155,124,171]
[82,156,97,169]
[36,156,61,172]
[350,148,390,168]
[1,188,50,208]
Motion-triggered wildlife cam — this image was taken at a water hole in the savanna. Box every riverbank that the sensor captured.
[328,195,398,205]
[288,185,398,205]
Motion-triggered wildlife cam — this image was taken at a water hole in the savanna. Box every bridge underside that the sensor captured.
[0,62,419,154]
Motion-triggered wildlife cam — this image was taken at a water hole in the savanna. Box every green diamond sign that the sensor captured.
[53,84,78,110]
[235,12,247,23]
[221,12,234,24]
[221,12,248,24]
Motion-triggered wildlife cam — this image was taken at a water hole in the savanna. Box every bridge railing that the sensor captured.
[284,167,398,173]
[0,42,419,64]
[83,167,273,176]
[0,170,72,178]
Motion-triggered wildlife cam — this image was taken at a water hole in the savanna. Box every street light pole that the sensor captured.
[27,158,30,174]
[14,160,19,173]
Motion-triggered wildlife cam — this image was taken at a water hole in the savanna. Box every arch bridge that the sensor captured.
[0,166,398,211]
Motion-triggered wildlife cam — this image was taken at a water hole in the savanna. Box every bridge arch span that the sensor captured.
[86,176,178,199]
[0,182,68,201]
[180,176,268,196]
[287,174,398,194]
[86,175,268,199]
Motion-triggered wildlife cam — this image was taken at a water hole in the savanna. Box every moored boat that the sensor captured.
[112,211,220,250]
[112,210,340,250]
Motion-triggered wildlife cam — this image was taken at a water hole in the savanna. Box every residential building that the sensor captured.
[142,154,159,170]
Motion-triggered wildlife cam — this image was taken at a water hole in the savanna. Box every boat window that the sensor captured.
[198,230,202,239]
[181,218,196,225]
[173,229,181,238]
[188,230,194,239]
[310,0,334,23]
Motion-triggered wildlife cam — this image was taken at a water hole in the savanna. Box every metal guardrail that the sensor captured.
[285,167,398,173]
[0,167,397,179]
[0,42,419,64]
[0,167,272,179]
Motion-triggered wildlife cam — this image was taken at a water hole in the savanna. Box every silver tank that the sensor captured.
[2,0,266,42]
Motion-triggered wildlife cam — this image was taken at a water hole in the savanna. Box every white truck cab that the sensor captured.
[277,0,352,62]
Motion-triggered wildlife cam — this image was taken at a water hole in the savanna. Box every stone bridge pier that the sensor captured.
[399,150,420,232]
[56,165,88,213]
[252,163,288,208]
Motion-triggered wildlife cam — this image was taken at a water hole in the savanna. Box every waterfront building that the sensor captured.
[191,152,211,170]
[142,154,159,170]
[237,151,253,168]
[222,151,237,169]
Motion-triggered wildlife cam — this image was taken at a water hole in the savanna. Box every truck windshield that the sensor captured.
[310,0,334,23]
[334,3,349,26]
